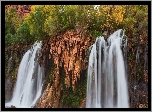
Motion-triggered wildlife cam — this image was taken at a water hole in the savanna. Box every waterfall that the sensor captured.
[86,29,129,108]
[5,41,44,108]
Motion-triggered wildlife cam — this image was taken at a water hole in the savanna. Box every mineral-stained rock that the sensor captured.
[139,104,148,108]
[79,97,86,108]
[35,29,92,108]
[48,29,92,89]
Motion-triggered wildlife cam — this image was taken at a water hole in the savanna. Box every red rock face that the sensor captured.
[48,29,92,89]
[6,5,31,18]
[36,29,92,108]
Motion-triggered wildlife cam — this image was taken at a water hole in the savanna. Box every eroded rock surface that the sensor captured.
[35,29,92,108]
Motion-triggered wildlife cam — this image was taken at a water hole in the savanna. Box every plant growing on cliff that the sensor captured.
[5,7,22,46]
[16,21,33,44]
[24,5,50,41]
[5,5,148,44]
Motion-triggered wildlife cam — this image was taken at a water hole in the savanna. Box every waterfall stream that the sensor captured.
[86,29,129,108]
[5,41,44,108]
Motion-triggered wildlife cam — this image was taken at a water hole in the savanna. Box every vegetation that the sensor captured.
[61,72,87,107]
[5,5,148,108]
[5,5,148,46]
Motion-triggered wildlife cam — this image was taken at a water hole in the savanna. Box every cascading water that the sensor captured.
[5,41,44,108]
[86,29,129,108]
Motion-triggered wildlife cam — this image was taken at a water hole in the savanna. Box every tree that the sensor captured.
[5,6,22,46]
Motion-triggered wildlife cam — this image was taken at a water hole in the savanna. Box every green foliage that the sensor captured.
[123,5,148,37]
[61,87,80,107]
[5,54,9,75]
[16,21,33,44]
[25,6,48,40]
[5,5,148,47]
[5,33,18,46]
[61,71,87,107]
[61,87,81,107]
[5,55,9,62]
[5,5,148,107]
[5,7,22,46]
[5,7,21,35]
[90,30,102,39]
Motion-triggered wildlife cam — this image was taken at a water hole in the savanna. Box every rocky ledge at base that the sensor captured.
[10,105,16,108]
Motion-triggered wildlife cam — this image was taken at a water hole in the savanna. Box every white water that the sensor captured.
[5,41,44,108]
[86,29,129,108]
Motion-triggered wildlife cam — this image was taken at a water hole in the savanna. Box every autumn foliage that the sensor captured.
[5,5,148,108]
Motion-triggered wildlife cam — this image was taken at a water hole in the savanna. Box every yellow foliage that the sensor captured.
[112,6,126,23]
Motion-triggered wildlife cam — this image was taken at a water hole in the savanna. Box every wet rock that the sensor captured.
[36,29,92,108]
[10,105,16,108]
[48,29,92,89]
[139,104,148,108]
[129,82,148,108]
[79,97,86,108]
[5,76,14,102]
